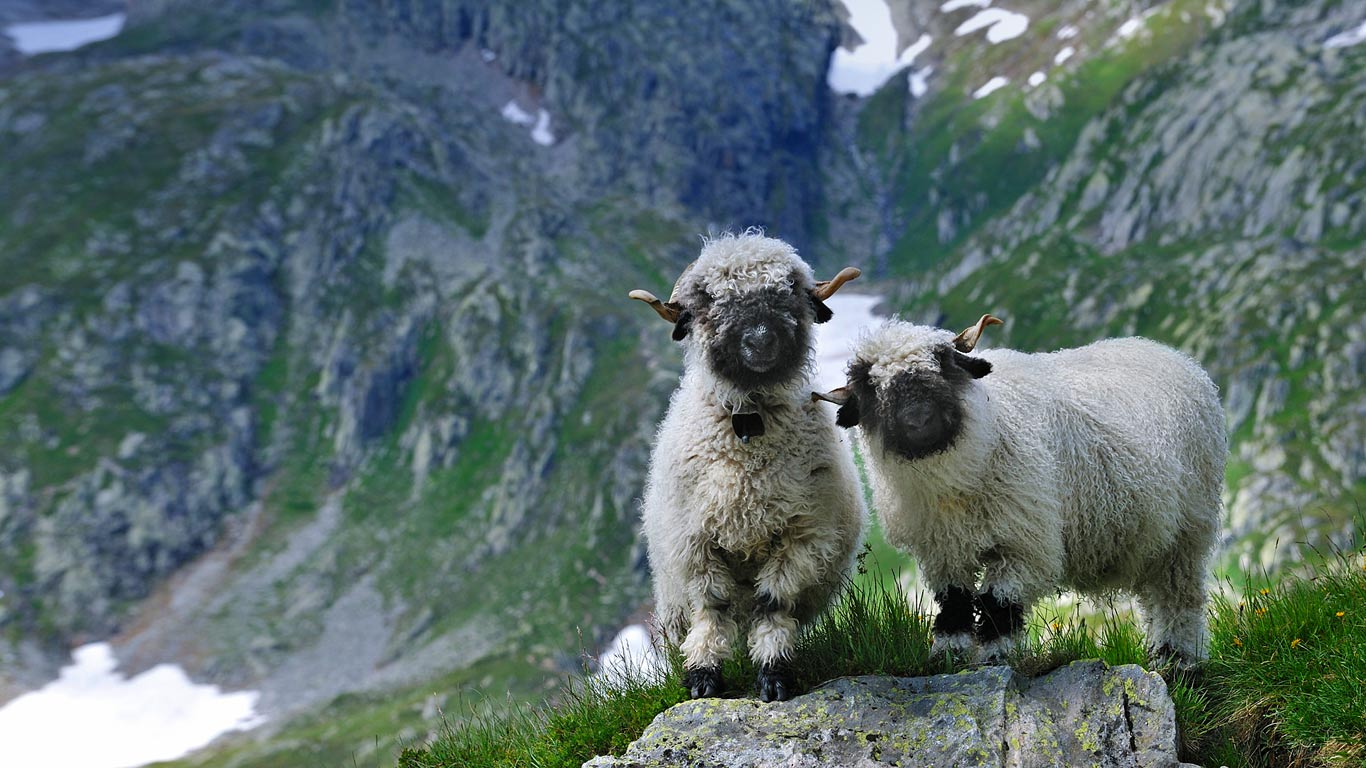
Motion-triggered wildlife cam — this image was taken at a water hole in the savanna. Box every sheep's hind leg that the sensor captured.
[930,585,977,657]
[1137,547,1211,666]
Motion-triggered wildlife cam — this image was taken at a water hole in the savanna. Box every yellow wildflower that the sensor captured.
[1259,588,1270,596]
[1336,611,1346,618]
[1051,622,1061,631]
[1291,638,1302,649]
[1255,607,1267,617]
[1233,637,1243,647]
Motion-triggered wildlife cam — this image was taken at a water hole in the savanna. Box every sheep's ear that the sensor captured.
[814,387,860,427]
[950,350,992,379]
[671,309,694,341]
[809,293,833,324]
[836,395,861,428]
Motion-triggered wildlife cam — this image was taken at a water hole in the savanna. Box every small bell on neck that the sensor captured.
[732,411,765,443]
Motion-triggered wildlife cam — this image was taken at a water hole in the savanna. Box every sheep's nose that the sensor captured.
[899,402,933,431]
[740,324,779,370]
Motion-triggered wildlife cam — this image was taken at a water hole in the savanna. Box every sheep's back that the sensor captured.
[979,338,1224,588]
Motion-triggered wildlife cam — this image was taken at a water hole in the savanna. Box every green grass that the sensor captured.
[1185,544,1366,767]
[398,670,687,768]
[398,536,1366,768]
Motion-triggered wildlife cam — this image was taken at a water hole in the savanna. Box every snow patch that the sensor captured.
[594,625,666,685]
[0,643,263,768]
[909,65,934,97]
[1054,46,1076,65]
[828,0,932,96]
[972,76,1010,99]
[1205,2,1227,26]
[3,12,125,55]
[501,100,535,126]
[815,294,884,391]
[502,101,556,146]
[1116,5,1165,42]
[1324,20,1366,49]
[1027,71,1046,87]
[939,0,991,11]
[954,8,1030,44]
[1057,24,1079,40]
[531,109,555,146]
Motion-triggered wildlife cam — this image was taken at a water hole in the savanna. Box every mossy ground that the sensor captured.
[398,533,1366,768]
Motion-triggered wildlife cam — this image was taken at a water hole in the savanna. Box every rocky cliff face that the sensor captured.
[0,0,838,713]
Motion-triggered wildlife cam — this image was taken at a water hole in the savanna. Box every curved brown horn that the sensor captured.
[629,289,681,323]
[811,386,852,405]
[952,314,1003,352]
[812,267,862,300]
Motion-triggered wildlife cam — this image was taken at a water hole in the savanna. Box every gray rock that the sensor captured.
[585,662,1192,768]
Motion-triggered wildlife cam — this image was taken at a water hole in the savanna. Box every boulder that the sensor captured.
[584,661,1199,768]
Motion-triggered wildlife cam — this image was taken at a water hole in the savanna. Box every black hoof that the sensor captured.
[758,662,794,703]
[684,665,722,699]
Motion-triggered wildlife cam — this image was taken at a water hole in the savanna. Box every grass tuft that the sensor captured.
[396,665,686,768]
[1183,542,1366,767]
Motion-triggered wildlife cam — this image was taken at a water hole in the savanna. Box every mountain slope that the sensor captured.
[821,0,1365,576]
[0,0,839,722]
[0,0,1363,765]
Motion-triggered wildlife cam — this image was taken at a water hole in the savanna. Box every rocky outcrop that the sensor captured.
[586,661,1195,768]
[120,0,838,247]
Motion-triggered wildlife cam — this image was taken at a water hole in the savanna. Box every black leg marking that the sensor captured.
[933,586,976,637]
[758,660,794,703]
[755,589,791,616]
[684,665,723,699]
[976,590,1024,643]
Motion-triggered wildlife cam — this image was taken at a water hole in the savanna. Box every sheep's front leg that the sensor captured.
[930,585,977,657]
[750,527,842,702]
[977,554,1048,661]
[679,545,738,698]
[975,588,1026,661]
[750,590,799,702]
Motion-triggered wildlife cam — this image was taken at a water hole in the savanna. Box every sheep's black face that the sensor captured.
[842,346,990,461]
[703,287,811,392]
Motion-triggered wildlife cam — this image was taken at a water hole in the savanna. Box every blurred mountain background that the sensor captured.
[0,0,1361,765]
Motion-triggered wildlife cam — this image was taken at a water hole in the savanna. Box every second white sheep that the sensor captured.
[816,315,1224,663]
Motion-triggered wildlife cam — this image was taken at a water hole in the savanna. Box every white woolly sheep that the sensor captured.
[629,233,865,702]
[815,315,1224,663]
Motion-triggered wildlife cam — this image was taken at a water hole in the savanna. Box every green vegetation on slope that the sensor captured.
[856,0,1215,276]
